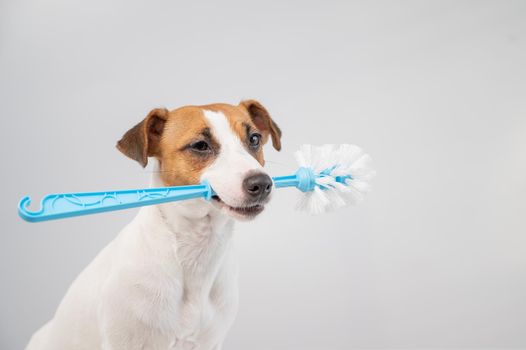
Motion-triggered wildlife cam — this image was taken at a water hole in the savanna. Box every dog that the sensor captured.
[26,100,282,350]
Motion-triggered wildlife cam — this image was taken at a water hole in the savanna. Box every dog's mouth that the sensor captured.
[211,195,265,219]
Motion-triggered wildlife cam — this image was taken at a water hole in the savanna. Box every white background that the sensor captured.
[1,0,525,349]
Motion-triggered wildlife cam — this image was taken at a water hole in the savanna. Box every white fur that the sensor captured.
[26,110,268,350]
[201,110,264,208]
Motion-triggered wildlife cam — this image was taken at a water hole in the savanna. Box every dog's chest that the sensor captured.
[152,214,239,348]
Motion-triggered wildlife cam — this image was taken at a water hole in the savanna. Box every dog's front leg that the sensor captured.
[99,307,165,350]
[99,272,173,350]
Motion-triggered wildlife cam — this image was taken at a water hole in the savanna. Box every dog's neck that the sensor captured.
[141,159,235,296]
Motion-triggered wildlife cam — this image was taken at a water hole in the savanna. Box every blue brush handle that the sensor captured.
[18,182,214,222]
[272,167,317,192]
[18,168,319,223]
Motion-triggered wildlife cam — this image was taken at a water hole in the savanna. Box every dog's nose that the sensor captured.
[243,173,273,201]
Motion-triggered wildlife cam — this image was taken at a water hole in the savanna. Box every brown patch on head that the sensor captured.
[239,99,282,151]
[116,108,169,168]
[117,106,218,186]
[204,101,282,165]
[156,107,220,186]
[201,104,261,165]
[116,101,282,186]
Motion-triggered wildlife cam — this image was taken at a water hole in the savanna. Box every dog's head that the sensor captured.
[116,100,281,220]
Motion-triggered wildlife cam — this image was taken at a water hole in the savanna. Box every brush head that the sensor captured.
[294,144,376,215]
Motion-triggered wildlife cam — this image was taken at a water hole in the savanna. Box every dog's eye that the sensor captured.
[190,141,211,153]
[249,133,261,148]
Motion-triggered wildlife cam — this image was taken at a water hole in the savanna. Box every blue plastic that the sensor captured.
[273,167,316,192]
[18,168,345,222]
[19,181,213,223]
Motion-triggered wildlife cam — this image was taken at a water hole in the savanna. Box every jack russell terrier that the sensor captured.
[26,100,282,350]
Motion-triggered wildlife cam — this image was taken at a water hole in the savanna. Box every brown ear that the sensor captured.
[116,108,169,167]
[239,99,282,151]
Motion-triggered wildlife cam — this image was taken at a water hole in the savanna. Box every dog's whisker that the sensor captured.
[264,161,290,167]
[143,170,179,173]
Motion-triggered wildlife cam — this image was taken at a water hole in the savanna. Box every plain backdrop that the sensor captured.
[1,0,525,349]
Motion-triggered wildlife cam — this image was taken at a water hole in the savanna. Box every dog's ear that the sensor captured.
[116,108,169,167]
[239,99,282,151]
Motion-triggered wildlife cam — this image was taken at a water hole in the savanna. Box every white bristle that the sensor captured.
[295,144,376,214]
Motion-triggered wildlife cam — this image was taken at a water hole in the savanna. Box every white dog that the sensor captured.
[26,100,282,350]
